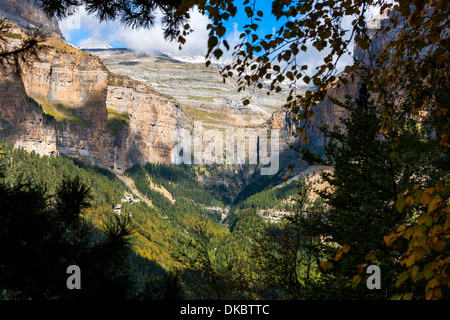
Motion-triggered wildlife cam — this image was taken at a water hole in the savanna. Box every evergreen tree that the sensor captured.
[0,151,135,300]
[251,179,326,299]
[302,77,447,299]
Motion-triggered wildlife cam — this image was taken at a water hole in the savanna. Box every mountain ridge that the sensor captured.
[0,0,362,202]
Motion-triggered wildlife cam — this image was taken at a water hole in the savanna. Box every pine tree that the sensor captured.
[251,179,326,299]
[301,78,442,299]
[0,152,135,300]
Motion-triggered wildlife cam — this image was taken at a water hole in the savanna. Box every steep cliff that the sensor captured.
[0,18,192,172]
[0,0,368,182]
[0,0,62,36]
[266,14,395,161]
[263,75,357,168]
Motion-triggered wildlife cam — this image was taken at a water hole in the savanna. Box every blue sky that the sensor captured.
[58,2,382,74]
[60,3,289,55]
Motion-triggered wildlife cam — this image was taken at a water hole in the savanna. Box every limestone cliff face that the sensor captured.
[0,0,387,178]
[265,76,359,166]
[0,73,58,156]
[22,50,110,123]
[0,19,192,172]
[0,0,62,36]
[105,74,191,168]
[268,14,394,159]
[305,78,359,150]
[264,75,356,162]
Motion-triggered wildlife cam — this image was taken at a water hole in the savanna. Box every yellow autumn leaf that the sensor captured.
[406,195,416,206]
[420,190,434,205]
[411,247,427,263]
[423,268,434,281]
[411,265,419,277]
[351,275,361,289]
[365,252,376,262]
[403,292,413,300]
[396,198,407,212]
[402,253,416,268]
[426,278,439,292]
[297,127,306,135]
[418,215,433,227]
[430,224,443,236]
[428,197,442,213]
[342,244,351,253]
[335,244,351,261]
[433,240,446,252]
[433,288,443,300]
[320,261,332,271]
[444,213,450,231]
[384,233,397,247]
[396,271,410,287]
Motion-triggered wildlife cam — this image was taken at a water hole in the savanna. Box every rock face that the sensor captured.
[89,48,291,128]
[105,74,191,169]
[0,0,380,181]
[0,73,58,157]
[0,19,191,172]
[263,75,358,165]
[0,0,62,36]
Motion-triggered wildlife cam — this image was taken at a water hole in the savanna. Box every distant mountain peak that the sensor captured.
[77,35,114,50]
[78,43,113,50]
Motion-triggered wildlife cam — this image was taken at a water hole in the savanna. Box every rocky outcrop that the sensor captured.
[105,74,191,168]
[0,17,192,172]
[0,0,62,37]
[0,0,383,180]
[0,73,58,156]
[262,79,355,168]
[22,50,109,122]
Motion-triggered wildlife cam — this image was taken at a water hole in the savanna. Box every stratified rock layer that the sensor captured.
[1,21,191,172]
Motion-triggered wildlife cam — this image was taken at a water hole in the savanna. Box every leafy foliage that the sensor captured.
[6,0,449,301]
[175,1,448,148]
[250,181,326,299]
[38,0,186,40]
[302,75,449,299]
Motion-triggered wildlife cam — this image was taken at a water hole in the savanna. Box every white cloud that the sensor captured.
[58,4,387,80]
[77,35,113,49]
[59,6,211,58]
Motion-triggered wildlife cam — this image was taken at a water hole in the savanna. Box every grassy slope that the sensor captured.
[30,95,92,127]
